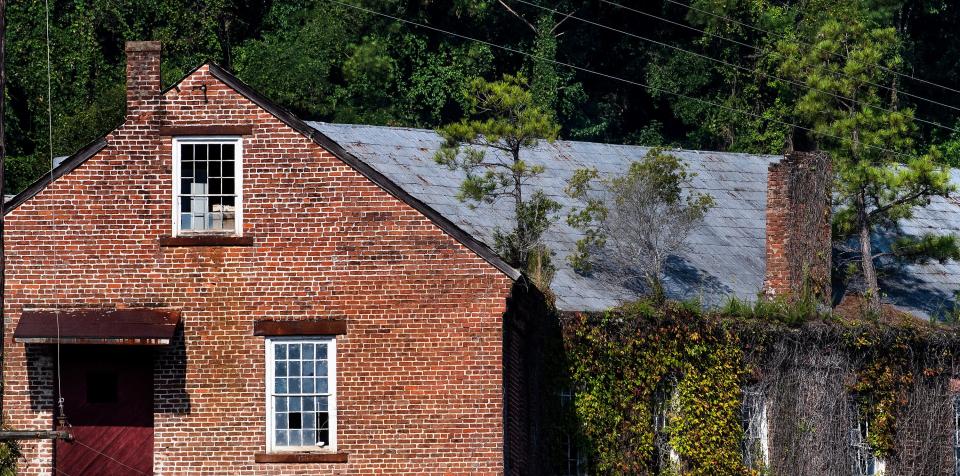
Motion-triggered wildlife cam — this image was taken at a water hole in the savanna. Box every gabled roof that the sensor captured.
[309,122,960,317]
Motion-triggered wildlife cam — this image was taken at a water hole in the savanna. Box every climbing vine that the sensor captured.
[562,298,960,475]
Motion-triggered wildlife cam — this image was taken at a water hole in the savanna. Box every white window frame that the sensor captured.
[171,136,244,236]
[265,336,338,453]
[741,387,769,470]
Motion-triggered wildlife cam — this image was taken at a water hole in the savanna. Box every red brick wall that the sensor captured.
[2,43,514,475]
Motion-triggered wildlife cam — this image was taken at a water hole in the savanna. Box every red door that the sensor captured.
[55,346,154,475]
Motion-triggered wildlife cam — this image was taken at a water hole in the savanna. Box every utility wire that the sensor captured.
[326,0,916,160]
[660,0,960,97]
[510,0,959,134]
[43,0,65,428]
[600,0,960,115]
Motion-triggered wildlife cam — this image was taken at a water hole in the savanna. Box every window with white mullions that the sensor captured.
[173,137,242,235]
[266,337,337,451]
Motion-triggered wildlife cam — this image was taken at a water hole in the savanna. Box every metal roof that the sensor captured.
[310,122,960,317]
[309,122,781,312]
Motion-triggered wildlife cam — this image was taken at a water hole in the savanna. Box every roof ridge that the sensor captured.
[306,121,784,160]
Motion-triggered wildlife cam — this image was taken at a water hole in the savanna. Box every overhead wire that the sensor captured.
[659,0,960,97]
[43,0,66,431]
[600,0,960,114]
[324,0,916,160]
[509,0,960,134]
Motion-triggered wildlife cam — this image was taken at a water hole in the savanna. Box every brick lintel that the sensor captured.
[254,319,348,336]
[159,125,254,136]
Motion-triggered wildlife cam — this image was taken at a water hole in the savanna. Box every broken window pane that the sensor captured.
[177,141,239,233]
[270,338,335,449]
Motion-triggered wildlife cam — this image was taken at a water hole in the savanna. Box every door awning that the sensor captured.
[13,308,181,345]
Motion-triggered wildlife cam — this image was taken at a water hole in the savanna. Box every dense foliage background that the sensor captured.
[4,0,960,193]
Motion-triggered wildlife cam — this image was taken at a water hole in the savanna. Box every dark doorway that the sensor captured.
[55,346,154,475]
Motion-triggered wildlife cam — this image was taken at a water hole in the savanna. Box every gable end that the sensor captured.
[206,63,520,280]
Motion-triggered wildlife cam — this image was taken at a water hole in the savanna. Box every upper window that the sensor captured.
[172,137,242,235]
[851,403,885,476]
[266,337,337,452]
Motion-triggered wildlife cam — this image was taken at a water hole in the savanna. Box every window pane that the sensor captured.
[317,377,328,393]
[289,344,301,360]
[275,412,287,430]
[303,344,315,360]
[290,396,301,412]
[317,412,330,446]
[223,144,235,161]
[196,144,207,162]
[180,214,192,230]
[182,144,194,161]
[290,378,301,394]
[303,362,315,377]
[275,361,287,377]
[288,431,301,447]
[289,361,301,377]
[289,412,302,430]
[303,397,315,412]
[275,344,286,360]
[275,430,287,447]
[275,396,287,412]
[303,378,315,393]
[316,361,328,378]
[317,343,328,359]
[210,144,221,163]
[275,378,287,394]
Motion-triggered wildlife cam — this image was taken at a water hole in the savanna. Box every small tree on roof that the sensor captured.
[565,148,714,300]
[434,73,562,286]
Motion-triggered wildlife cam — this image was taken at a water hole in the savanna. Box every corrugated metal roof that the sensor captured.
[309,122,960,317]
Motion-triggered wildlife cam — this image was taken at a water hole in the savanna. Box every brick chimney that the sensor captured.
[125,41,161,122]
[764,151,833,302]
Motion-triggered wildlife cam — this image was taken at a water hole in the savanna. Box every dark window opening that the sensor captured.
[86,372,118,404]
[289,412,302,430]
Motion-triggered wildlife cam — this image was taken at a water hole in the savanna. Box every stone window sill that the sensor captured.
[158,235,254,247]
[254,452,349,464]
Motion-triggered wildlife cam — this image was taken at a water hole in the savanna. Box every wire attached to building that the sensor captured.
[326,0,916,161]
[43,0,67,431]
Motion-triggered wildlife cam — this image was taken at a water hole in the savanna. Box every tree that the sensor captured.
[434,73,561,283]
[779,18,958,311]
[565,148,714,300]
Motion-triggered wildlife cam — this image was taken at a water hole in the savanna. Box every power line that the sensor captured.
[600,0,960,115]
[326,0,915,160]
[508,0,959,134]
[659,0,960,97]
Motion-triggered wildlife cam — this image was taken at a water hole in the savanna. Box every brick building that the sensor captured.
[1,41,535,475]
[4,41,960,475]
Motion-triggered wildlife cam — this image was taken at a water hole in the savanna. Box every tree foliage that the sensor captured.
[435,74,561,279]
[565,149,714,299]
[777,16,957,309]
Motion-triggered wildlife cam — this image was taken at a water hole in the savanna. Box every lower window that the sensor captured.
[266,337,337,451]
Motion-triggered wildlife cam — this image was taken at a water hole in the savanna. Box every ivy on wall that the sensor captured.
[562,298,960,475]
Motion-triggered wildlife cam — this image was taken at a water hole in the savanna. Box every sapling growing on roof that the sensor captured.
[565,148,714,300]
[434,73,561,286]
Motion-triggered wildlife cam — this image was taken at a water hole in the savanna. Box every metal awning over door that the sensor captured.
[13,308,180,345]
